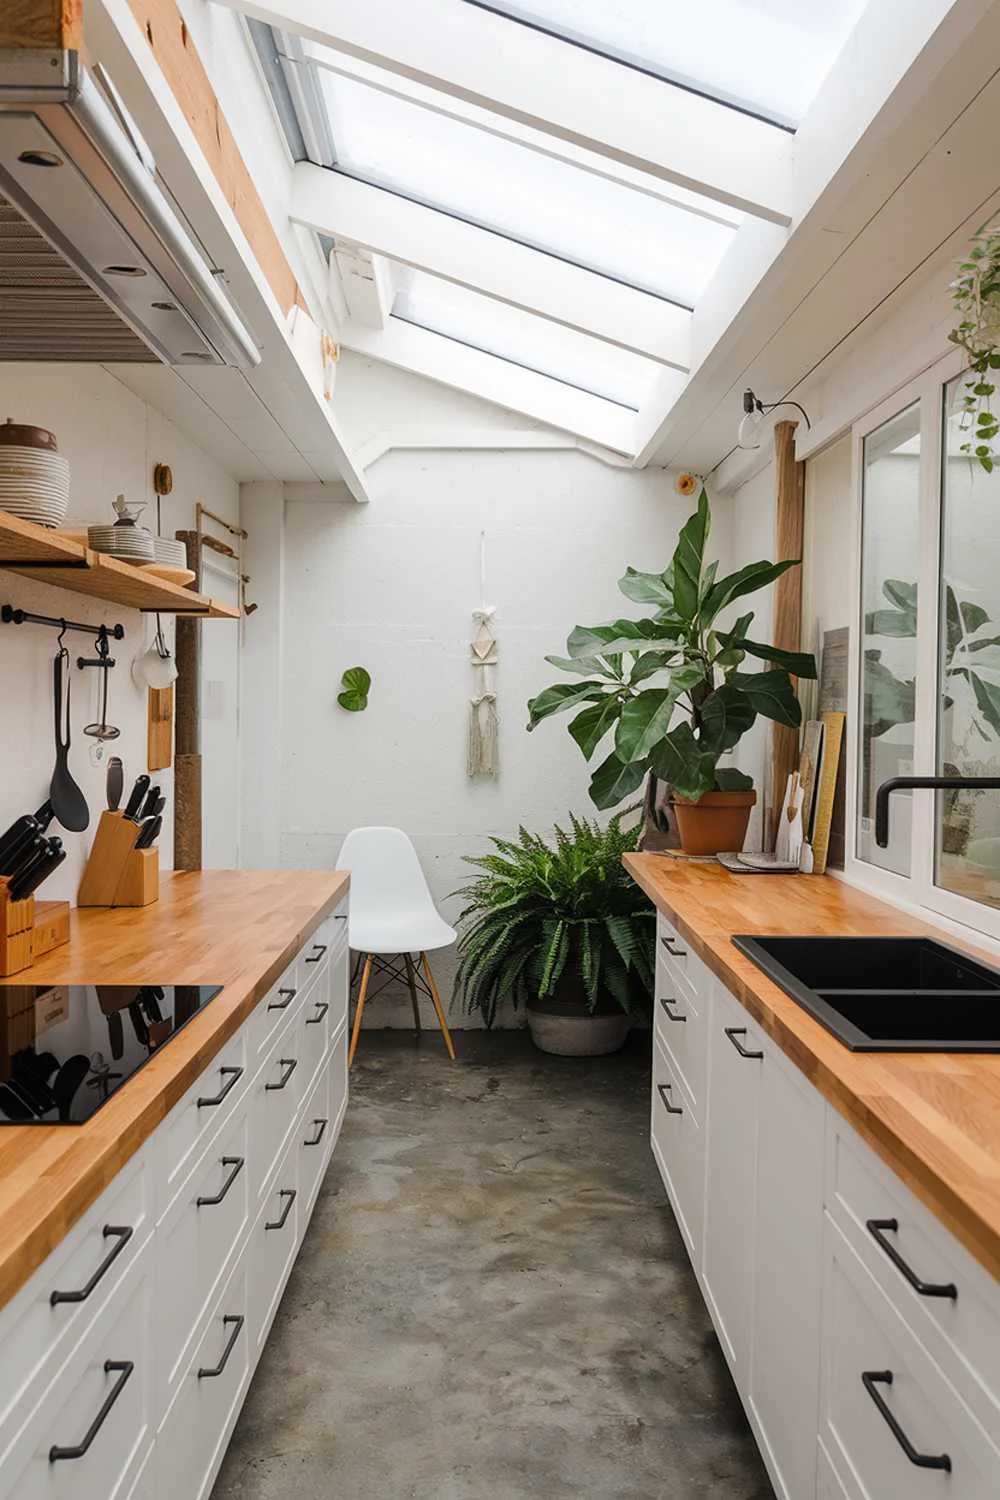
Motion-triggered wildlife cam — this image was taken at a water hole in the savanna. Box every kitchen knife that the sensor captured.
[122,774,150,822]
[0,816,37,874]
[10,842,66,899]
[3,834,46,887]
[106,757,124,811]
[148,794,166,820]
[134,814,161,850]
[138,784,161,821]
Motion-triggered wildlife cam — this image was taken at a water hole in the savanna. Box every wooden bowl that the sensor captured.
[0,420,57,451]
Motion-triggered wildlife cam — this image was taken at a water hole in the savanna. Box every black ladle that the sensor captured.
[50,646,89,832]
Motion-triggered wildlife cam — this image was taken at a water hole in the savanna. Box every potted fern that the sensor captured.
[526,487,816,856]
[454,811,653,1055]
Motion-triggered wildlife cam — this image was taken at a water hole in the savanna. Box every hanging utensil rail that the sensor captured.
[1,605,125,641]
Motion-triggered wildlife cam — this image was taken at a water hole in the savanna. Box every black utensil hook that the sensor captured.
[76,625,116,671]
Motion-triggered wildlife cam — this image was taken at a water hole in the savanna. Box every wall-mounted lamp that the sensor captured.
[738,388,813,450]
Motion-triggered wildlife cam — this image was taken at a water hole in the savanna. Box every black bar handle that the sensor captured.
[197,1156,244,1208]
[659,996,686,1023]
[268,987,297,1012]
[49,1360,133,1462]
[305,943,328,964]
[306,1000,329,1026]
[304,1117,328,1147]
[265,1057,297,1092]
[265,1188,296,1231]
[50,1226,133,1307]
[866,1219,958,1300]
[725,1026,764,1060]
[334,913,348,921]
[198,1315,245,1379]
[861,1370,952,1471]
[657,1083,683,1115]
[197,1065,243,1109]
[660,936,687,958]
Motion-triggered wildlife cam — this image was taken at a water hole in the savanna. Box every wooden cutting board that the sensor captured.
[147,686,174,771]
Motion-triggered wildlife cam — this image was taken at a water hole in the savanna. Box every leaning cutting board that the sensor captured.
[147,686,174,772]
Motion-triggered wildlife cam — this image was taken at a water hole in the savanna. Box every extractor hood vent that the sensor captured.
[0,50,260,368]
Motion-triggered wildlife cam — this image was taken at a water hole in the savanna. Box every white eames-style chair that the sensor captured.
[336,827,458,1068]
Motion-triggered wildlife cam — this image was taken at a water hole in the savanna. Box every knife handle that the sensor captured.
[123,775,150,822]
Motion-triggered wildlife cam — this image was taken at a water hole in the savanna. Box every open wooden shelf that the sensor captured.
[0,510,239,619]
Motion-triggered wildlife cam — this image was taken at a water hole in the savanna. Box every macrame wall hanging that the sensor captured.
[468,530,499,778]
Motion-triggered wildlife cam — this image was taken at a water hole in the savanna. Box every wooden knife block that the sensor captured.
[77,811,160,909]
[0,878,70,977]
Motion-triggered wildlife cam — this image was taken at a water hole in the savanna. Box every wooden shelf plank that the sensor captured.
[0,511,239,619]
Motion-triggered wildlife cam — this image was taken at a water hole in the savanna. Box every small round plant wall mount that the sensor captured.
[337,666,371,712]
[949,217,1000,472]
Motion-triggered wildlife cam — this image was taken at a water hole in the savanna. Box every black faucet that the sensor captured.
[874,776,1000,848]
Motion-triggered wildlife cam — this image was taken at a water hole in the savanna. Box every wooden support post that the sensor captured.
[766,420,806,852]
[174,530,202,871]
[1,0,81,50]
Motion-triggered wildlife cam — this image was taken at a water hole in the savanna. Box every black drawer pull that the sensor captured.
[659,996,686,1023]
[305,943,328,964]
[657,1083,683,1115]
[198,1315,244,1379]
[50,1225,133,1307]
[268,987,296,1012]
[304,1117,328,1147]
[306,999,329,1026]
[266,1057,297,1091]
[49,1360,133,1462]
[197,1156,244,1208]
[861,1370,951,1471]
[725,1026,763,1060]
[334,913,347,921]
[866,1218,957,1300]
[265,1188,296,1231]
[661,936,687,958]
[197,1065,243,1109]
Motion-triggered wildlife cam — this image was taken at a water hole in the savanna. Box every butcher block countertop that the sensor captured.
[624,854,1000,1283]
[0,868,348,1313]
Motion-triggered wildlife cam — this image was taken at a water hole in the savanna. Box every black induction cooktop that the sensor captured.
[0,983,223,1124]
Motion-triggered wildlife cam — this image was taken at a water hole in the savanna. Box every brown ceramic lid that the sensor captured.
[0,419,57,451]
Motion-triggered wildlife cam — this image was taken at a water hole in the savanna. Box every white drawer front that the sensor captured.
[0,1262,151,1500]
[157,1028,247,1221]
[0,1152,149,1441]
[157,1262,249,1500]
[298,1059,332,1221]
[328,940,350,1037]
[828,1119,1000,1431]
[156,1108,250,1405]
[249,1140,300,1356]
[248,1012,306,1203]
[299,965,331,1091]
[821,1219,1000,1500]
[248,962,303,1060]
[656,914,700,1000]
[817,1438,853,1500]
[654,950,708,1108]
[650,1035,704,1265]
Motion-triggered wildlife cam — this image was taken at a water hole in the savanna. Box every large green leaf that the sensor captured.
[628,650,676,684]
[715,633,817,677]
[963,669,1000,740]
[649,722,717,800]
[614,665,703,763]
[715,767,754,791]
[526,680,605,728]
[701,558,799,626]
[730,669,803,728]
[544,653,615,679]
[671,488,710,623]
[698,683,757,753]
[864,652,915,737]
[961,600,991,635]
[617,566,674,608]
[882,579,917,611]
[865,608,917,638]
[588,750,649,810]
[566,617,681,659]
[568,696,621,760]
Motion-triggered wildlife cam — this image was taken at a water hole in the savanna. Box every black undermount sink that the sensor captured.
[731,935,1000,1052]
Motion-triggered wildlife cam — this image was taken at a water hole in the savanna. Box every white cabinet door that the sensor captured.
[748,1034,826,1500]
[701,980,764,1387]
[650,1036,704,1266]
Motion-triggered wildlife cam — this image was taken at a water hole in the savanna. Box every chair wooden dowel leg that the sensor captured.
[421,952,457,1061]
[404,953,422,1036]
[349,954,373,1069]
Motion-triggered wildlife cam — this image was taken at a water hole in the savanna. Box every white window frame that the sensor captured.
[843,346,1000,945]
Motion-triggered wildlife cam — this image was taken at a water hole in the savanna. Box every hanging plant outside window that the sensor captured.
[949,219,1000,472]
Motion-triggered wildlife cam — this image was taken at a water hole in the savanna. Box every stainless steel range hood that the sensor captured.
[0,49,260,368]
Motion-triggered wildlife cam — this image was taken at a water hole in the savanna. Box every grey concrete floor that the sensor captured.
[212,1031,774,1500]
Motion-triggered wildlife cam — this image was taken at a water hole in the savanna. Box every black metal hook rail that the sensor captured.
[1,604,125,641]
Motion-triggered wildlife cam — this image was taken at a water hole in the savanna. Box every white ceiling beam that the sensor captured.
[214,0,793,224]
[339,319,658,455]
[332,242,393,328]
[292,165,691,369]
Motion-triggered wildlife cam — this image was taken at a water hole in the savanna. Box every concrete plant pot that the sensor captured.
[672,789,757,857]
[526,987,630,1057]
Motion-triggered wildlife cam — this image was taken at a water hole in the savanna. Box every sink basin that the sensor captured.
[732,935,1000,1051]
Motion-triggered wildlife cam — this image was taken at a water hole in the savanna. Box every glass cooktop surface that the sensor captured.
[0,983,223,1124]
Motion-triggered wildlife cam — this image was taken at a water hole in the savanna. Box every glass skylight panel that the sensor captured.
[314,71,738,308]
[392,270,660,409]
[471,0,869,126]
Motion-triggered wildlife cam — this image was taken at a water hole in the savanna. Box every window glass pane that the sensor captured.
[474,0,868,125]
[314,71,737,305]
[936,377,1000,909]
[392,269,659,408]
[857,404,920,876]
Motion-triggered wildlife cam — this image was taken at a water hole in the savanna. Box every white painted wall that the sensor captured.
[0,364,241,903]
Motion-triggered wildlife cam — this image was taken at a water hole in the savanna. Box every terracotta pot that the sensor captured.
[672,789,757,857]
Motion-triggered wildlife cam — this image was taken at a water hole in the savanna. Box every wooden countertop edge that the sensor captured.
[0,869,350,1312]
[624,854,1000,1283]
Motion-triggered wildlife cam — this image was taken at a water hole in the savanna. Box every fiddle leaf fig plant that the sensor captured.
[949,218,1000,472]
[527,488,816,810]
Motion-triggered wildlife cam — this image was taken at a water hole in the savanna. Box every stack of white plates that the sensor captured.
[152,536,188,567]
[88,524,156,562]
[0,447,70,527]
